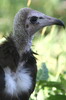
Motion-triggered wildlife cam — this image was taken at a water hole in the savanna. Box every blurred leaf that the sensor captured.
[60,74,66,92]
[37,63,49,81]
[47,95,66,100]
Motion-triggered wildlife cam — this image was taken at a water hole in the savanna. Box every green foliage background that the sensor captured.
[0,0,66,100]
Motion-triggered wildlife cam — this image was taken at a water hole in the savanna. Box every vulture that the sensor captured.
[0,8,65,100]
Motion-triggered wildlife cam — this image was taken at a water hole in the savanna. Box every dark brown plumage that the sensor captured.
[0,37,19,71]
[0,37,37,100]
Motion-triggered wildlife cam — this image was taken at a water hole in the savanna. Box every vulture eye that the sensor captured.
[30,16,38,24]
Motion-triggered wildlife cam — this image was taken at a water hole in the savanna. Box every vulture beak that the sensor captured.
[39,14,65,28]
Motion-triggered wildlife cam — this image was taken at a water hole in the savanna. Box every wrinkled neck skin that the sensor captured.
[12,28,33,56]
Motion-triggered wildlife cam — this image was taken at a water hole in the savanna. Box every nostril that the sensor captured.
[39,17,44,19]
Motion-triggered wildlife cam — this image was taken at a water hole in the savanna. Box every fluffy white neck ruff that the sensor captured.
[4,62,32,96]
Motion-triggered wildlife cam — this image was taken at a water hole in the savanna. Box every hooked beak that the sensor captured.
[40,15,65,28]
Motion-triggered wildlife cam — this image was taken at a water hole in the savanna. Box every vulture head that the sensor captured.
[12,8,65,55]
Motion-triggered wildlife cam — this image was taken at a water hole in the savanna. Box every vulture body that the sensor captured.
[0,8,64,100]
[0,37,37,100]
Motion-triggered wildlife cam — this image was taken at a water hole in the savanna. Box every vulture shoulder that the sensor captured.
[0,37,19,71]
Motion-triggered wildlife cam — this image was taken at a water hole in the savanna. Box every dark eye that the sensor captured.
[30,16,38,24]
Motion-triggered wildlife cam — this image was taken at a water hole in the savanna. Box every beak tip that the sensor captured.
[63,24,65,29]
[60,21,65,29]
[55,19,65,29]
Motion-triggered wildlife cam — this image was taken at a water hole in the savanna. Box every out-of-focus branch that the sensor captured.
[27,0,31,7]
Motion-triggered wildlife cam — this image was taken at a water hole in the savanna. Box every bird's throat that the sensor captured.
[11,32,32,56]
